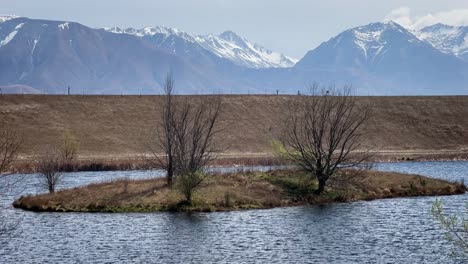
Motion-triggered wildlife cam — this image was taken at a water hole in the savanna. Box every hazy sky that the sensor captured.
[2,0,468,58]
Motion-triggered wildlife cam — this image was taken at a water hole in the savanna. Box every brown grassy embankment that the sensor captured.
[1,95,468,171]
[13,169,465,213]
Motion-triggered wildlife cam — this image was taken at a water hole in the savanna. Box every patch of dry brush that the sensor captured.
[13,169,465,213]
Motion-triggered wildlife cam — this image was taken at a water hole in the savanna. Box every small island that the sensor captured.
[13,169,465,213]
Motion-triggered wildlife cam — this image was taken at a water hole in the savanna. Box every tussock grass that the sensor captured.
[9,156,288,174]
[13,169,465,213]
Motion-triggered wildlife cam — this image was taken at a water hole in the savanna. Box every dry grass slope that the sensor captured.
[1,95,468,161]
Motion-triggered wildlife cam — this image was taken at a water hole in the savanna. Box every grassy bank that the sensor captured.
[8,156,286,174]
[9,152,468,174]
[13,169,466,213]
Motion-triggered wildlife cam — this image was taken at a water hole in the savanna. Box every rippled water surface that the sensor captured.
[1,162,468,263]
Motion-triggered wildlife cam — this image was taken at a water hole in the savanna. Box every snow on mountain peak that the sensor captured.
[318,21,422,64]
[218,30,249,49]
[353,24,384,44]
[416,23,468,59]
[350,21,420,59]
[103,26,122,34]
[102,26,296,68]
[142,26,182,36]
[103,25,195,41]
[219,30,241,39]
[195,30,297,68]
[104,26,141,36]
[0,15,20,23]
[352,21,411,41]
[349,22,401,60]
[58,22,70,30]
[422,23,453,31]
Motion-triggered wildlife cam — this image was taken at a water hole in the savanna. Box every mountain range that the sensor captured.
[417,23,468,61]
[103,26,297,69]
[0,16,467,95]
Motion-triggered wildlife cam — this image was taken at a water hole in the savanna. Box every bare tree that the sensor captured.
[279,85,372,194]
[172,96,223,203]
[152,73,176,185]
[0,130,22,174]
[173,97,222,174]
[37,150,62,193]
[151,73,224,201]
[0,129,22,237]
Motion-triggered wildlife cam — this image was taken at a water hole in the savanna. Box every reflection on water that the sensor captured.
[1,161,468,263]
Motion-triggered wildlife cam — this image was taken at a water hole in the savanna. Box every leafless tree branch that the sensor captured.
[150,73,224,202]
[0,127,23,238]
[280,84,373,194]
[37,149,63,193]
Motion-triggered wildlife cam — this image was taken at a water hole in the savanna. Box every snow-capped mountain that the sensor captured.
[103,26,297,68]
[417,23,468,61]
[295,21,468,94]
[105,25,192,39]
[296,21,430,69]
[1,16,468,95]
[199,30,297,68]
[0,17,254,94]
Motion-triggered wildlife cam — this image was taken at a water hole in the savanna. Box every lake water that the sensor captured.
[1,161,468,263]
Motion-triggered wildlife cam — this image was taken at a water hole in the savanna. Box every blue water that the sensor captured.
[1,161,467,263]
